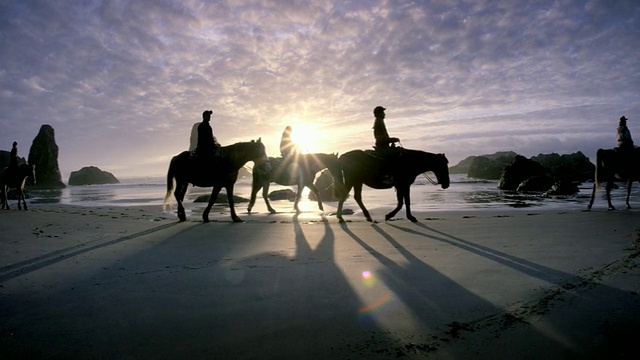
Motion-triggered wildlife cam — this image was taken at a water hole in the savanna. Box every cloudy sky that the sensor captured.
[1,0,639,179]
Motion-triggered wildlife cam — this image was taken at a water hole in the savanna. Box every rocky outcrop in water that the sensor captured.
[27,125,65,189]
[499,155,547,191]
[450,151,594,195]
[68,166,119,186]
[498,152,595,194]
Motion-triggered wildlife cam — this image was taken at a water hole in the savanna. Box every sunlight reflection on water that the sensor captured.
[25,175,639,213]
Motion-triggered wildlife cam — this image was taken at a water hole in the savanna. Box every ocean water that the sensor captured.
[25,174,640,214]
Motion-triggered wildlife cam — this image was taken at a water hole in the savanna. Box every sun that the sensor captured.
[290,123,319,154]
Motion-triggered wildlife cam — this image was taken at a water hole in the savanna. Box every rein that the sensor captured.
[422,172,439,186]
[396,140,440,186]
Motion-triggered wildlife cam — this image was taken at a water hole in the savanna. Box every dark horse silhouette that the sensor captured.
[0,163,36,210]
[247,153,342,214]
[164,139,270,223]
[587,147,639,210]
[334,149,450,223]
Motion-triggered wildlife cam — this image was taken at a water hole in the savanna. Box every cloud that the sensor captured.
[0,0,639,177]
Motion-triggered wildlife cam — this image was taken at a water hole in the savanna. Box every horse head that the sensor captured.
[251,138,272,175]
[25,164,36,186]
[433,153,450,189]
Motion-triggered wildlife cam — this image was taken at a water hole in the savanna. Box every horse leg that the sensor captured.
[385,187,404,221]
[626,180,633,209]
[353,183,372,222]
[587,182,597,210]
[336,183,354,223]
[262,182,276,214]
[203,186,223,223]
[293,184,302,214]
[606,181,616,210]
[174,182,188,222]
[19,189,27,211]
[0,186,6,210]
[247,180,261,214]
[307,183,324,211]
[226,184,243,223]
[402,188,417,222]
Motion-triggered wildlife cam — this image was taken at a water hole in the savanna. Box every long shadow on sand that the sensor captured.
[0,217,403,359]
[0,222,179,283]
[378,220,639,358]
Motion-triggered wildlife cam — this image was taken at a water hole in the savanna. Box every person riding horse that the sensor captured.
[4,141,20,183]
[279,126,302,179]
[615,115,636,176]
[372,106,401,184]
[195,110,221,161]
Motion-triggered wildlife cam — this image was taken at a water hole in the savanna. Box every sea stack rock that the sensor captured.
[68,166,119,185]
[28,124,66,189]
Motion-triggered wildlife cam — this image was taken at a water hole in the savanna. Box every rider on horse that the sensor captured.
[195,110,221,161]
[279,125,302,180]
[5,141,20,182]
[615,115,636,175]
[372,106,401,184]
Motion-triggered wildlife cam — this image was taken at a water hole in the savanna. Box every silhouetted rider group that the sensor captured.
[190,107,636,183]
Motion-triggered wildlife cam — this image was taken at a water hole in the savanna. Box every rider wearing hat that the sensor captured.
[617,116,634,150]
[372,106,400,184]
[195,110,221,159]
[616,116,636,174]
[373,106,399,150]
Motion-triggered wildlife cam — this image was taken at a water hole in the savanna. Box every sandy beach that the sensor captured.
[0,203,638,359]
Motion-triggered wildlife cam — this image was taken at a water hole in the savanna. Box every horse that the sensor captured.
[587,147,639,210]
[334,148,450,223]
[247,152,342,214]
[0,163,37,210]
[163,139,271,223]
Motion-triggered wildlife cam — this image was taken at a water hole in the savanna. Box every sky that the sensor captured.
[1,0,639,180]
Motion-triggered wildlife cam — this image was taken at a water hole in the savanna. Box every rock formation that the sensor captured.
[499,155,547,191]
[68,166,119,186]
[449,151,518,175]
[27,125,66,189]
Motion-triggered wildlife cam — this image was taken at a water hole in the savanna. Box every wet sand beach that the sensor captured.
[1,204,639,359]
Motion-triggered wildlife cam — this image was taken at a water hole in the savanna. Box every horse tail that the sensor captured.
[163,156,177,210]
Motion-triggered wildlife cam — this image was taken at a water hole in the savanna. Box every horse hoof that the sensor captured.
[608,206,616,211]
[233,217,244,223]
[408,216,417,222]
